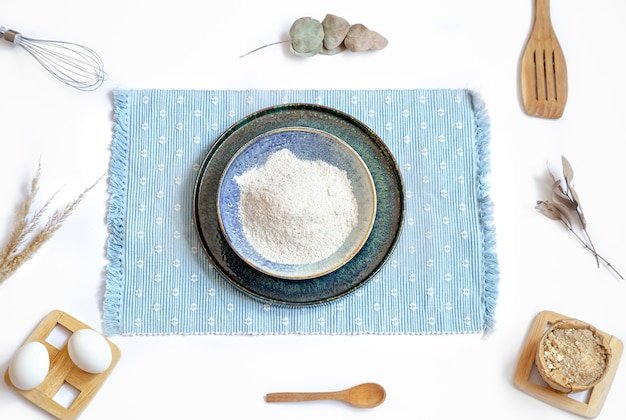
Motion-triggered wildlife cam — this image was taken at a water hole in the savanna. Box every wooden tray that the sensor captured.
[514,310,623,418]
[4,310,121,420]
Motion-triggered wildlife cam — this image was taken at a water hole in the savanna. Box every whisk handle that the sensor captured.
[2,29,21,43]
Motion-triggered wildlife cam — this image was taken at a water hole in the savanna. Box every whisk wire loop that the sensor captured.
[1,27,107,91]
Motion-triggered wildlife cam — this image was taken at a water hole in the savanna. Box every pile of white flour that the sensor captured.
[234,148,358,265]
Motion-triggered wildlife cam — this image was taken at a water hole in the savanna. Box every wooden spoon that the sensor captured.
[266,382,386,408]
[520,0,568,119]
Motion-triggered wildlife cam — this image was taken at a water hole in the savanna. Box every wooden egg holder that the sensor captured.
[514,310,623,418]
[4,310,121,420]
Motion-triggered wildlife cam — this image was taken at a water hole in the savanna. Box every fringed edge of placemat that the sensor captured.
[103,90,129,336]
[471,91,499,336]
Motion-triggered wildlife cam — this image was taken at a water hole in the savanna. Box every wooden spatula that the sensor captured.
[520,0,568,119]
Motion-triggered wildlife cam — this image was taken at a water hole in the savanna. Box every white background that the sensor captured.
[1,1,625,419]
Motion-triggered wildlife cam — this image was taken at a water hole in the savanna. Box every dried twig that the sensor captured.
[0,163,103,285]
[536,156,623,280]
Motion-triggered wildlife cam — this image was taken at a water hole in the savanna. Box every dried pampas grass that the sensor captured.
[0,162,102,285]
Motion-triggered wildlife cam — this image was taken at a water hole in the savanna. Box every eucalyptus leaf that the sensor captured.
[320,44,346,55]
[561,156,574,184]
[369,31,389,50]
[289,17,324,57]
[575,195,587,228]
[569,185,581,207]
[536,200,562,221]
[322,14,350,50]
[344,24,374,52]
[551,180,577,210]
[552,201,573,227]
[289,44,322,57]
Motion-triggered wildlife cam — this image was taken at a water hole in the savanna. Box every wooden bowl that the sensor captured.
[535,319,611,393]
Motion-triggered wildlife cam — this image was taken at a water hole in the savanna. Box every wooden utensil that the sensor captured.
[520,0,568,119]
[266,382,386,408]
[514,311,623,418]
[4,310,121,420]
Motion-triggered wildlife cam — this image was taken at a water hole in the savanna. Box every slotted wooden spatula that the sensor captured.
[520,0,568,119]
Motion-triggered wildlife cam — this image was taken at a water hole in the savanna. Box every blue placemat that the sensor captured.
[104,89,498,336]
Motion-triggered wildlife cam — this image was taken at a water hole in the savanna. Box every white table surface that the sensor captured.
[1,1,625,419]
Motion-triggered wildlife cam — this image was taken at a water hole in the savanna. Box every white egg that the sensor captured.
[68,329,112,374]
[9,341,50,390]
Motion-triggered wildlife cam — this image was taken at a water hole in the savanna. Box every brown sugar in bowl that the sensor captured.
[535,319,611,393]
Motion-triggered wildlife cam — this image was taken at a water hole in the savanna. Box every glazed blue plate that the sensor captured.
[217,127,376,280]
[193,104,404,306]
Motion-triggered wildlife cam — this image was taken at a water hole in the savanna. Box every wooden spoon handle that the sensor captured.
[532,0,554,32]
[535,0,551,18]
[266,391,344,403]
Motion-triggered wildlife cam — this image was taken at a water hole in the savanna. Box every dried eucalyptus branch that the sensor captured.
[240,14,388,58]
[0,162,103,285]
[536,156,623,280]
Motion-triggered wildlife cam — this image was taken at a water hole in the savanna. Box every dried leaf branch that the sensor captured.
[0,162,103,285]
[536,156,623,280]
[240,14,388,58]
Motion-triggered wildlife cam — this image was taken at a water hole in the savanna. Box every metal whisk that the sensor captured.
[0,26,106,91]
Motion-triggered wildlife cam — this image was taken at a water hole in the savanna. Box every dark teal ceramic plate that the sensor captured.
[193,104,404,306]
